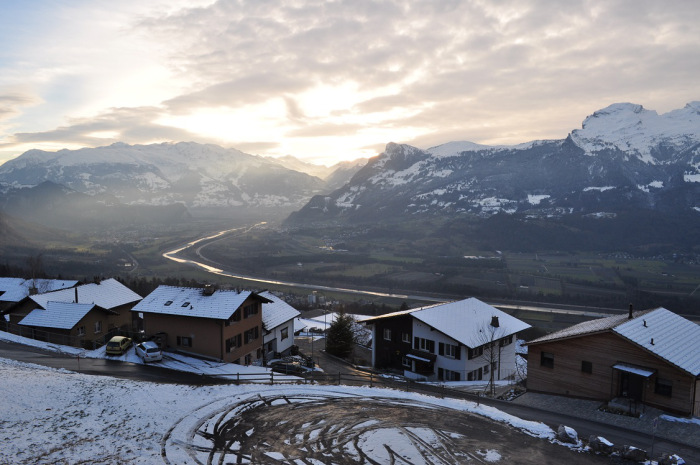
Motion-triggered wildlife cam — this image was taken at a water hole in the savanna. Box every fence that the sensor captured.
[214,369,485,405]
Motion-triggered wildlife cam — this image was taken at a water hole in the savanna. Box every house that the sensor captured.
[258,291,300,361]
[131,285,272,364]
[18,301,114,347]
[0,277,78,316]
[7,278,141,337]
[526,307,700,417]
[364,298,531,382]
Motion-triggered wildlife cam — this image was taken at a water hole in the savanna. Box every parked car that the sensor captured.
[269,361,306,375]
[135,341,162,362]
[105,336,132,355]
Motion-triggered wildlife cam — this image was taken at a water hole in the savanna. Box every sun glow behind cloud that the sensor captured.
[0,0,698,165]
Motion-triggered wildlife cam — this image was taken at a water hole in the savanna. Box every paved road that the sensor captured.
[0,340,224,385]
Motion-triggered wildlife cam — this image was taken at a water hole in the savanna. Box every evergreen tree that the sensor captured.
[325,311,355,359]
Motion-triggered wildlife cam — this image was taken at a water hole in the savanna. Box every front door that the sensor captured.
[619,372,644,400]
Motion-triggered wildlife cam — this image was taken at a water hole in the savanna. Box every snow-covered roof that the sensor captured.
[0,278,79,303]
[411,298,531,348]
[527,310,653,345]
[529,307,700,376]
[365,298,530,348]
[259,291,300,331]
[613,308,700,376]
[19,301,96,330]
[132,286,264,320]
[30,278,141,310]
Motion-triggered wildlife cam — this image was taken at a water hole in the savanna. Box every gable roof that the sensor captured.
[411,298,531,348]
[30,278,141,310]
[132,286,268,320]
[528,307,700,376]
[365,298,531,348]
[19,301,96,330]
[0,278,79,303]
[259,291,300,330]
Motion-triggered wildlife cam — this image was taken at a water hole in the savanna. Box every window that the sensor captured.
[402,332,411,343]
[383,328,392,341]
[244,326,259,344]
[443,343,458,359]
[177,336,192,348]
[244,304,258,318]
[581,361,592,374]
[468,346,484,360]
[181,302,190,307]
[77,326,85,337]
[232,309,241,321]
[483,364,490,375]
[402,357,411,368]
[655,378,673,397]
[467,368,483,381]
[499,335,513,347]
[414,337,435,353]
[94,321,102,334]
[442,369,461,381]
[226,334,242,353]
[540,352,554,369]
[164,301,173,306]
[281,327,289,340]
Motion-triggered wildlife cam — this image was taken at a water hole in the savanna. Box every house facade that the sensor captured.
[259,291,300,362]
[366,298,530,382]
[132,285,272,364]
[526,307,700,417]
[17,301,118,347]
[6,278,140,346]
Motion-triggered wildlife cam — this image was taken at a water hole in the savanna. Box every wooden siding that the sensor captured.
[141,297,263,363]
[372,315,413,370]
[527,332,697,415]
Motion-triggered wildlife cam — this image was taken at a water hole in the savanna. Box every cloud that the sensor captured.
[0,0,698,162]
[0,91,40,121]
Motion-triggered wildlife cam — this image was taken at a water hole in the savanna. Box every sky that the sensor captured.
[0,1,698,166]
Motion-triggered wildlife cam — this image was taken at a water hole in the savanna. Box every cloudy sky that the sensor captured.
[0,0,697,166]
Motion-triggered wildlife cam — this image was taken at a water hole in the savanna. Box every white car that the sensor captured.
[135,341,162,362]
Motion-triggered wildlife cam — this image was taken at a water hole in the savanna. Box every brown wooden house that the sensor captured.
[526,307,700,417]
[18,301,121,347]
[131,285,272,364]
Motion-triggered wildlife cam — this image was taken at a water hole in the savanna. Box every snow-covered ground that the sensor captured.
[0,356,569,465]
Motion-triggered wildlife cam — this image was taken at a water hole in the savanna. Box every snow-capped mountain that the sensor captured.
[287,102,700,225]
[0,142,326,211]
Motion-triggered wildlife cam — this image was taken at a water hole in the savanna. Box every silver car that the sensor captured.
[135,341,163,362]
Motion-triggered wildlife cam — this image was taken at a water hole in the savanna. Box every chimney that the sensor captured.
[75,287,79,303]
[202,284,215,296]
[490,316,500,328]
[628,303,633,319]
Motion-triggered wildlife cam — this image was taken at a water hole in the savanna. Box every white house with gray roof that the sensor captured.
[365,297,531,383]
[259,291,300,360]
[526,307,700,416]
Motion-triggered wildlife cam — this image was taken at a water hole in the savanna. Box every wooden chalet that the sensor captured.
[526,307,700,417]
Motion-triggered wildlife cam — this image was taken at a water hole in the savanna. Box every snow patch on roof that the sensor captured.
[132,285,255,320]
[30,278,140,310]
[259,291,300,331]
[19,301,95,330]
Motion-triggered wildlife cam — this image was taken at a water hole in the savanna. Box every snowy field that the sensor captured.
[0,356,578,465]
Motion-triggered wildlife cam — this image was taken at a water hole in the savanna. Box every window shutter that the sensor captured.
[438,342,444,356]
[438,368,444,380]
[455,345,461,360]
[414,337,419,349]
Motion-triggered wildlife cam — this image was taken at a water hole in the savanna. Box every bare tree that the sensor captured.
[479,316,506,397]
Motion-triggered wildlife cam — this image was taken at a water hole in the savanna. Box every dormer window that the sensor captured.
[164,301,173,306]
[182,302,190,307]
